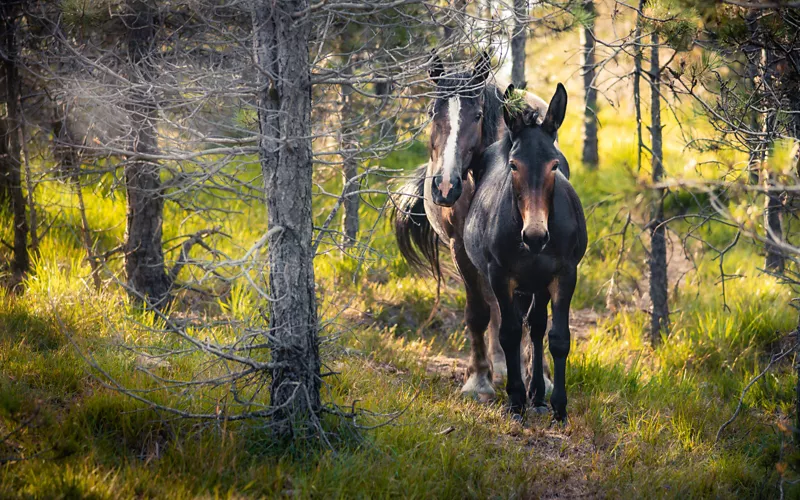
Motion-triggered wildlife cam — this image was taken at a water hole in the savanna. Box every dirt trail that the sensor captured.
[421,308,602,499]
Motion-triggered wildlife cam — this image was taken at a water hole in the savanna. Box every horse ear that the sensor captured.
[502,84,524,137]
[542,83,567,137]
[472,50,491,85]
[429,52,445,85]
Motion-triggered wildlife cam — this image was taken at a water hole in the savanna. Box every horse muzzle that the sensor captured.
[521,229,550,254]
[431,175,463,207]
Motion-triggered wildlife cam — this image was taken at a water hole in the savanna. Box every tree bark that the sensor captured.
[254,0,320,438]
[649,31,668,345]
[633,0,645,173]
[761,49,784,272]
[340,53,359,247]
[745,9,762,186]
[0,3,29,283]
[580,0,599,169]
[511,0,527,88]
[123,1,170,307]
[795,313,800,445]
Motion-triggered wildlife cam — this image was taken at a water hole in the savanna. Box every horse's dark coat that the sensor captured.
[464,83,587,420]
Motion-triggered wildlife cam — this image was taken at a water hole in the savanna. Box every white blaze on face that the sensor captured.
[439,96,461,198]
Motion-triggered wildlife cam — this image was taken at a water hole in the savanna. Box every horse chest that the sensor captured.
[508,254,560,291]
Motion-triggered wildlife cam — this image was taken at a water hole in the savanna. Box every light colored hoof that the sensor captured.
[491,359,507,385]
[461,373,496,401]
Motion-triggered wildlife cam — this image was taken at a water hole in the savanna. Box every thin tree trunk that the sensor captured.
[633,0,645,173]
[340,52,359,247]
[763,147,784,272]
[745,10,762,186]
[649,31,668,345]
[511,0,527,88]
[580,0,599,169]
[761,49,784,272]
[123,0,170,307]
[0,3,28,283]
[18,108,36,254]
[254,0,320,438]
[795,313,800,445]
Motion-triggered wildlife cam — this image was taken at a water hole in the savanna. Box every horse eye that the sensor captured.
[509,162,517,171]
[475,111,483,121]
[551,161,560,171]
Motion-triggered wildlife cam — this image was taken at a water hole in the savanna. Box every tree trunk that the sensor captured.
[633,0,645,173]
[761,49,784,272]
[649,31,668,345]
[580,0,599,169]
[0,3,29,283]
[795,312,800,445]
[511,0,527,88]
[254,0,320,438]
[745,9,762,186]
[123,1,170,307]
[340,56,359,247]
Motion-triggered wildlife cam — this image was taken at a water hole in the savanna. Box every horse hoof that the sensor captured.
[510,413,524,424]
[550,415,568,428]
[460,373,495,401]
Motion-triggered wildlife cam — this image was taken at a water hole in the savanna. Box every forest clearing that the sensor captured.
[1,0,799,498]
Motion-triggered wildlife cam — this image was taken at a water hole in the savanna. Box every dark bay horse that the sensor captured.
[393,52,507,398]
[464,84,587,421]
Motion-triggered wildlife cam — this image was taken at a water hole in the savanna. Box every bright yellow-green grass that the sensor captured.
[2,18,800,500]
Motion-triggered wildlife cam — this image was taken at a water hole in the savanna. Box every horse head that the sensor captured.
[427,51,492,207]
[502,83,568,254]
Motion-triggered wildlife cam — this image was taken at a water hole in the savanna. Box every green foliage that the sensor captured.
[570,4,596,28]
[645,0,700,52]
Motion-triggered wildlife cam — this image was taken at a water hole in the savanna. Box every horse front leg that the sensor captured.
[488,264,526,416]
[487,299,507,385]
[452,241,494,400]
[548,268,577,423]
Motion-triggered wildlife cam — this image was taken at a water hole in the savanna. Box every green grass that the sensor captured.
[2,15,800,500]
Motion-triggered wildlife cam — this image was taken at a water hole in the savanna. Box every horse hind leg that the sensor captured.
[487,297,508,385]
[461,292,495,400]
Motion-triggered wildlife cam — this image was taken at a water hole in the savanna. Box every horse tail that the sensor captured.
[392,164,441,280]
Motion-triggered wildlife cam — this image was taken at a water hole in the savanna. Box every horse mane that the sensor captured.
[481,82,503,150]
